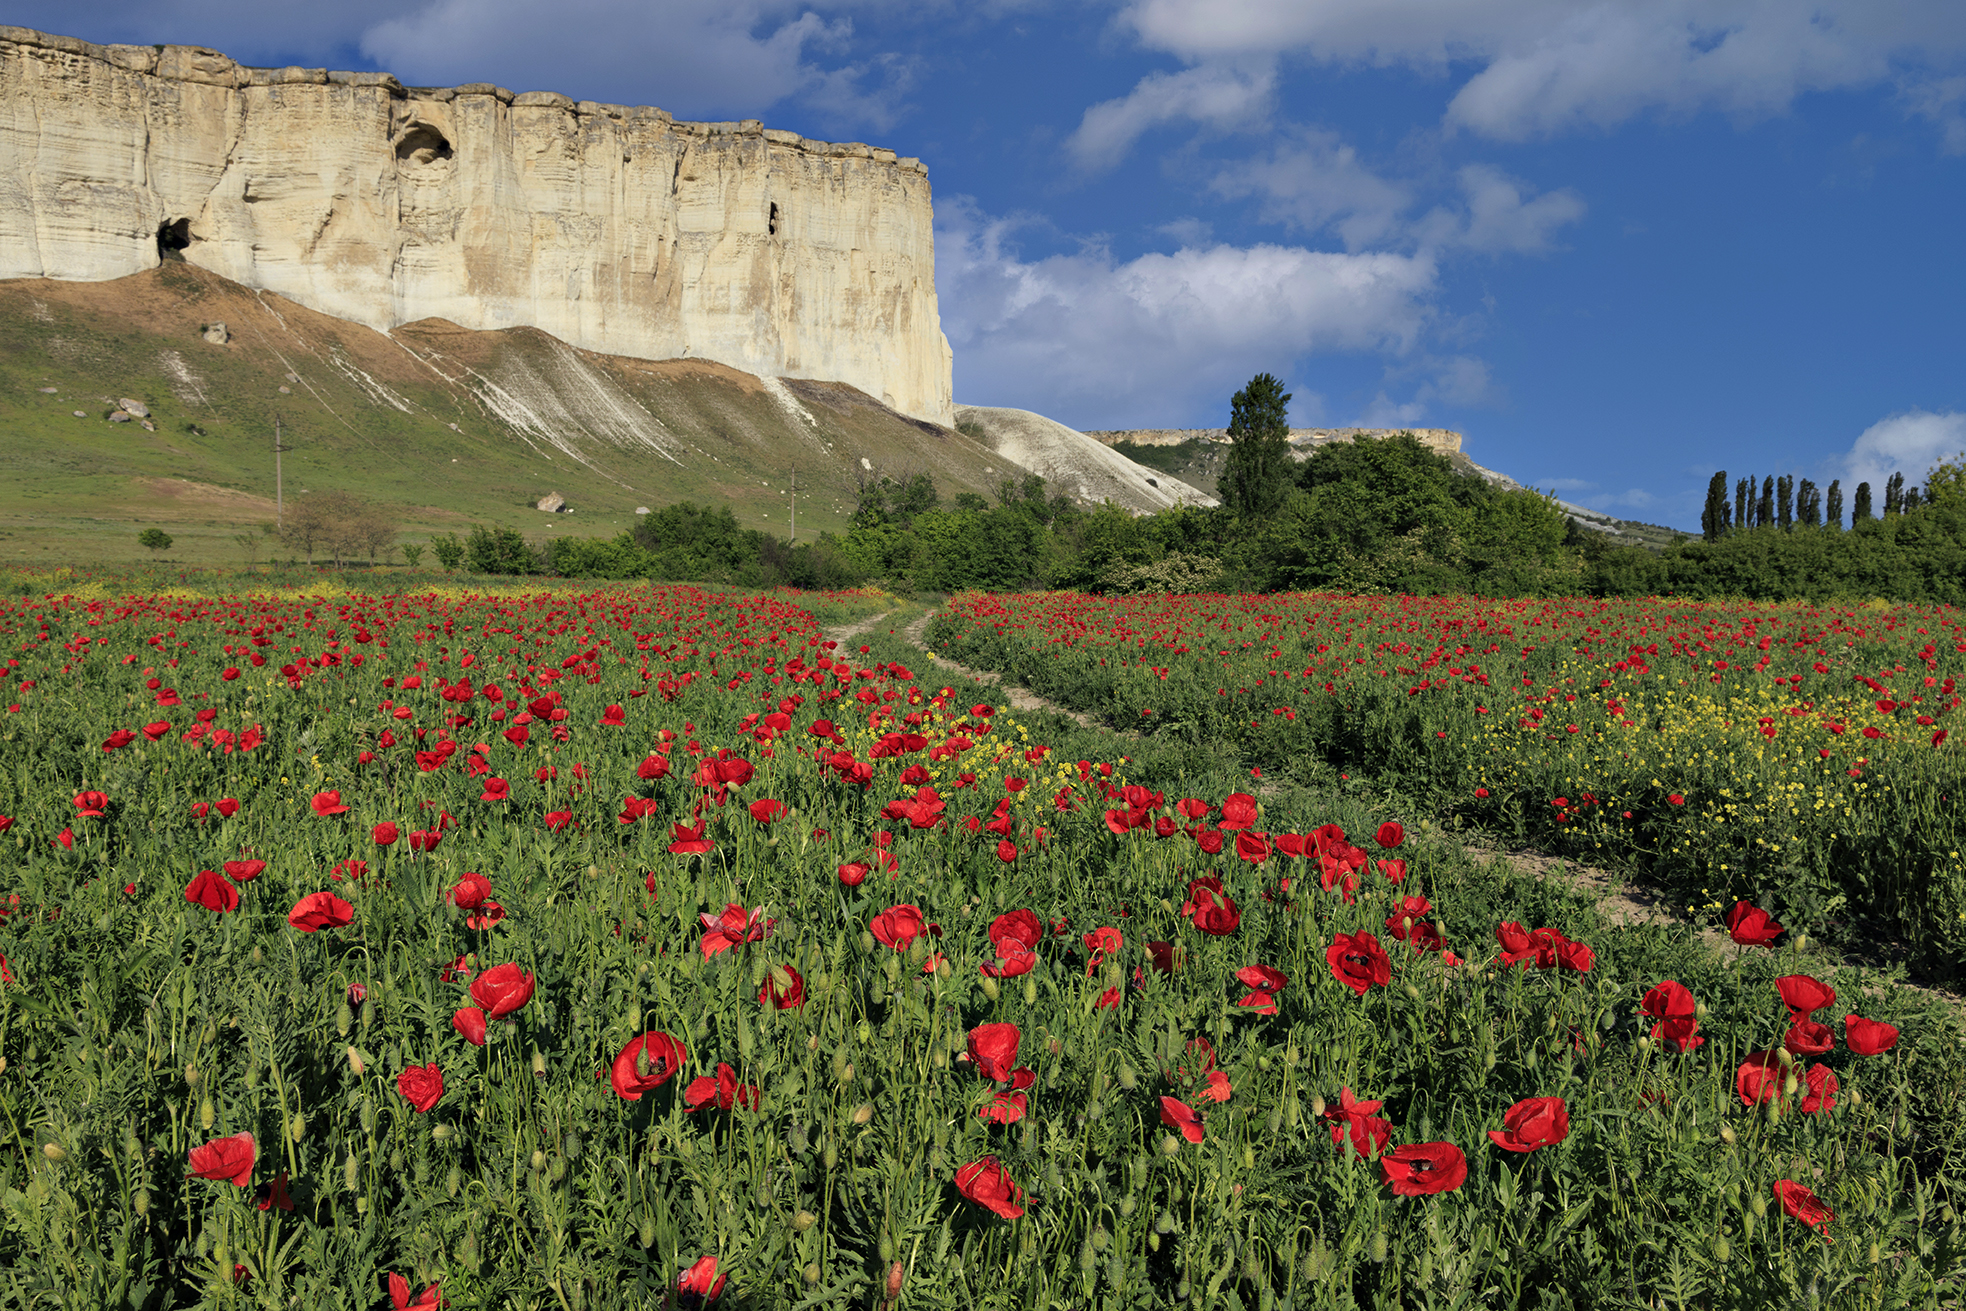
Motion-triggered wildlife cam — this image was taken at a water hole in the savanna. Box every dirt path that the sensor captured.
[902,610,1110,731]
[823,609,895,648]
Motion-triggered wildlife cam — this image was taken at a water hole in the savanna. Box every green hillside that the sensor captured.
[0,262,1009,567]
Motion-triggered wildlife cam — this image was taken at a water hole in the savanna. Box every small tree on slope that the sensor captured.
[1220,373,1293,519]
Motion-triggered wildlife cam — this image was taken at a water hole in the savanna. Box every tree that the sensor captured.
[1926,452,1966,506]
[401,543,425,568]
[431,533,464,572]
[1826,479,1843,528]
[1734,477,1750,530]
[138,527,172,553]
[1852,481,1873,522]
[1884,471,1905,516]
[1219,373,1293,518]
[1777,474,1794,529]
[1701,471,1730,542]
[1797,478,1819,527]
[1757,477,1774,529]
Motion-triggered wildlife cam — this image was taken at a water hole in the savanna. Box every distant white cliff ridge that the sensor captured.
[0,26,954,424]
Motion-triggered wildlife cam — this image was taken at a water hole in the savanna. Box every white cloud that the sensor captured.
[1211,127,1413,248]
[1843,409,1966,492]
[1067,61,1276,170]
[937,199,1438,428]
[1435,164,1585,253]
[1112,0,1966,141]
[1539,478,1599,493]
[1903,75,1966,154]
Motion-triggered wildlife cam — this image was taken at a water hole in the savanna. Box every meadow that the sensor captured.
[0,577,1961,1309]
[925,592,1966,974]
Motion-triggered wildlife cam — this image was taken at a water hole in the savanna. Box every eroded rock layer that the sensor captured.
[0,26,953,423]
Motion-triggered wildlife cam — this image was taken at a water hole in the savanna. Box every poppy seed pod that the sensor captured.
[41,1142,65,1161]
[199,1098,215,1130]
[851,1102,874,1126]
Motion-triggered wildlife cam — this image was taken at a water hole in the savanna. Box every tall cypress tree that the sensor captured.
[1757,477,1774,528]
[1701,471,1730,542]
[1797,478,1819,526]
[1853,481,1873,522]
[1826,479,1843,528]
[1219,373,1293,518]
[1735,477,1750,529]
[1884,471,1904,515]
[1777,474,1794,529]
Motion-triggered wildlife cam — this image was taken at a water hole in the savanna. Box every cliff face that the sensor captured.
[0,26,953,423]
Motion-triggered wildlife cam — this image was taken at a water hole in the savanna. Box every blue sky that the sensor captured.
[21,0,1966,529]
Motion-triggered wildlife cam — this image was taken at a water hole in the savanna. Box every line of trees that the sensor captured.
[1700,467,1931,542]
[280,492,397,567]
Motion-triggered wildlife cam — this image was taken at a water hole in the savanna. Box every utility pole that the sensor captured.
[789,465,795,542]
[274,414,291,530]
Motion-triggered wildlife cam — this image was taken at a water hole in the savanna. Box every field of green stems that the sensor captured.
[924,592,1966,974]
[0,581,1961,1309]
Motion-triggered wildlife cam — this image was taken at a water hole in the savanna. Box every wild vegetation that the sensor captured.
[0,580,1959,1308]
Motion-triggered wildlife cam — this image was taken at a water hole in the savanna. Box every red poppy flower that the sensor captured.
[102,730,136,752]
[388,1272,443,1310]
[216,798,239,818]
[1773,1179,1833,1240]
[1096,987,1120,1009]
[1784,1020,1834,1056]
[1376,858,1407,883]
[611,1031,688,1100]
[637,753,672,781]
[967,1023,1021,1082]
[452,1006,487,1045]
[1375,821,1404,848]
[407,828,443,853]
[450,872,492,910]
[978,1089,1028,1123]
[1776,974,1835,1020]
[990,910,1042,954]
[1487,1097,1569,1153]
[699,902,771,958]
[1843,1014,1899,1054]
[1144,940,1178,974]
[142,720,171,741]
[759,964,805,1009]
[599,704,627,726]
[1175,798,1210,820]
[310,790,349,817]
[479,777,510,803]
[222,860,265,883]
[543,810,573,832]
[837,861,868,887]
[684,1062,760,1112]
[1553,938,1595,973]
[1160,1095,1205,1143]
[667,819,714,855]
[465,902,505,930]
[871,904,927,950]
[397,1062,443,1113]
[1380,1141,1467,1195]
[1181,876,1240,935]
[1640,980,1703,1051]
[981,937,1036,978]
[1326,931,1392,997]
[955,1156,1026,1219]
[747,797,786,825]
[1235,963,1288,1013]
[185,869,240,913]
[255,1170,293,1213]
[186,1132,255,1186]
[288,891,354,932]
[1218,793,1258,831]
[1191,828,1225,855]
[1724,899,1782,948]
[470,963,534,1017]
[1800,1062,1838,1114]
[73,791,110,818]
[1234,830,1270,863]
[372,821,399,847]
[676,1256,725,1301]
[1737,1050,1785,1105]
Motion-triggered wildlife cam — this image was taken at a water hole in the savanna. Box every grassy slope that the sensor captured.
[0,263,1009,566]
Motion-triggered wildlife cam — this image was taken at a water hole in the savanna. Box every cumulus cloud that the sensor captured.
[1408,165,1586,254]
[1112,0,1966,141]
[1843,409,1966,492]
[1903,75,1966,154]
[1211,127,1413,248]
[1067,62,1276,170]
[937,199,1438,428]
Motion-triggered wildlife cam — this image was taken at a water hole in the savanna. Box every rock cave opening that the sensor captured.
[156,218,192,261]
[395,124,454,167]
[768,202,778,236]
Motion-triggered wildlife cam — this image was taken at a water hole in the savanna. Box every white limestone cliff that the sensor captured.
[0,26,953,423]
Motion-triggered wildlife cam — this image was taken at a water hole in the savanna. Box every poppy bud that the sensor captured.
[639,1216,658,1248]
[1023,978,1038,1006]
[1149,1234,1161,1253]
[133,1189,149,1215]
[1783,1072,1799,1099]
[1117,1063,1137,1091]
[852,1102,874,1126]
[804,1263,822,1285]
[289,1113,307,1143]
[432,1124,452,1143]
[840,1063,855,1086]
[1719,1123,1736,1144]
[1635,1037,1652,1056]
[250,945,263,965]
[359,1098,375,1134]
[1404,984,1421,1002]
[531,1048,547,1078]
[1243,1251,1263,1285]
[1711,1235,1730,1261]
[1868,1241,1881,1265]
[530,1149,547,1172]
[936,957,952,980]
[879,1232,897,1263]
[860,930,876,954]
[185,1064,201,1088]
[980,976,1000,1001]
[1285,1097,1300,1128]
[883,954,900,982]
[336,999,353,1036]
[1161,1134,1183,1156]
[1369,1232,1388,1264]
[389,1148,404,1174]
[1266,1108,1283,1134]
[807,1033,820,1052]
[1794,933,1808,952]
[794,1210,817,1231]
[1748,1191,1766,1217]
[823,1140,839,1169]
[886,1260,905,1300]
[359,998,373,1032]
[1078,1238,1097,1275]
[41,1142,65,1161]
[445,1164,461,1196]
[199,1097,215,1130]
[344,1154,360,1193]
[346,1046,365,1075]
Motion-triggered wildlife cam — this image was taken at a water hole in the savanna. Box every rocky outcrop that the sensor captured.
[0,25,953,423]
[1084,426,1465,457]
[954,406,1217,513]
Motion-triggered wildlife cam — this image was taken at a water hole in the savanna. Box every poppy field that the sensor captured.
[0,579,1963,1309]
[925,592,1966,970]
